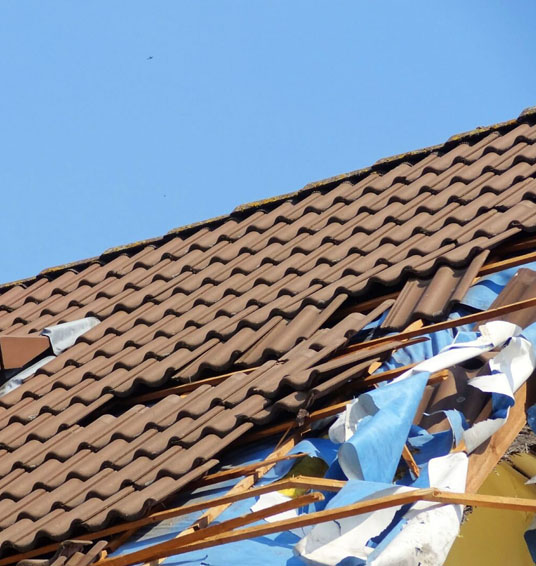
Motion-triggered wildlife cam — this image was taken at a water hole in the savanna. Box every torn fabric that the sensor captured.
[41,317,100,355]
[295,454,467,566]
[463,330,536,453]
[331,371,429,483]
[367,454,467,566]
[394,320,522,382]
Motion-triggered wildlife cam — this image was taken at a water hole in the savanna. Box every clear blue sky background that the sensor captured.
[1,1,535,283]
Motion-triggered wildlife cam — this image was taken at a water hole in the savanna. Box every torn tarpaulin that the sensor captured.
[393,319,536,453]
[393,320,522,382]
[464,333,536,453]
[366,454,468,566]
[329,320,525,484]
[330,371,429,483]
[295,454,468,566]
[317,318,536,564]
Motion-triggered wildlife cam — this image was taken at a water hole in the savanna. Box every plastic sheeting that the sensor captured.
[0,355,55,396]
[330,371,429,483]
[41,317,100,355]
[393,320,522,382]
[464,333,536,453]
[295,454,468,566]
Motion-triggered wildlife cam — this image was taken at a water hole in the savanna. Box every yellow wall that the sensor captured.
[446,460,536,566]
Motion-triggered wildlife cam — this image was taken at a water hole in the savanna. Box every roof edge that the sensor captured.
[2,106,535,293]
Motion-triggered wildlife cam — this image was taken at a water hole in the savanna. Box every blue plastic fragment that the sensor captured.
[338,371,429,483]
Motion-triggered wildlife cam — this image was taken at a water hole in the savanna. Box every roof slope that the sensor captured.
[1,108,536,554]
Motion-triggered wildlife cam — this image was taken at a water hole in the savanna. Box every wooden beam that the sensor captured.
[425,489,536,512]
[336,291,400,316]
[333,336,429,360]
[104,528,138,558]
[144,491,324,558]
[242,366,449,444]
[283,475,346,492]
[96,489,436,566]
[479,248,536,277]
[402,445,420,478]
[192,452,306,487]
[361,363,417,385]
[465,383,528,493]
[342,295,536,355]
[493,235,536,256]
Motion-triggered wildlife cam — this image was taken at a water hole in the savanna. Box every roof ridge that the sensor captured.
[2,105,535,292]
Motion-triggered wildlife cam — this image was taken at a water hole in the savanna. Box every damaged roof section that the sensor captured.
[381,251,490,330]
[1,110,536,563]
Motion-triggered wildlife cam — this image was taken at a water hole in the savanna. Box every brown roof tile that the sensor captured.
[382,251,489,330]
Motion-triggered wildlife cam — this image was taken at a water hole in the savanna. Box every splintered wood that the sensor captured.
[95,484,536,566]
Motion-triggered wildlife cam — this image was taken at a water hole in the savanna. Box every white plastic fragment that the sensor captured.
[0,355,55,397]
[393,320,521,382]
[251,491,299,522]
[463,335,536,453]
[329,395,371,444]
[251,491,311,538]
[368,453,468,566]
[41,317,100,355]
[295,485,413,565]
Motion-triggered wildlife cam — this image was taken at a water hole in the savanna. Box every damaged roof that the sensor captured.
[2,107,536,557]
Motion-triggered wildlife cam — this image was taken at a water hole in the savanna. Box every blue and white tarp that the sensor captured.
[295,453,468,566]
[330,371,429,483]
[110,265,536,566]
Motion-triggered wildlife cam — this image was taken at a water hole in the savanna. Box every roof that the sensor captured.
[2,107,536,559]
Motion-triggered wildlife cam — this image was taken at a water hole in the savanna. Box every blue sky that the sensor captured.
[1,1,535,283]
